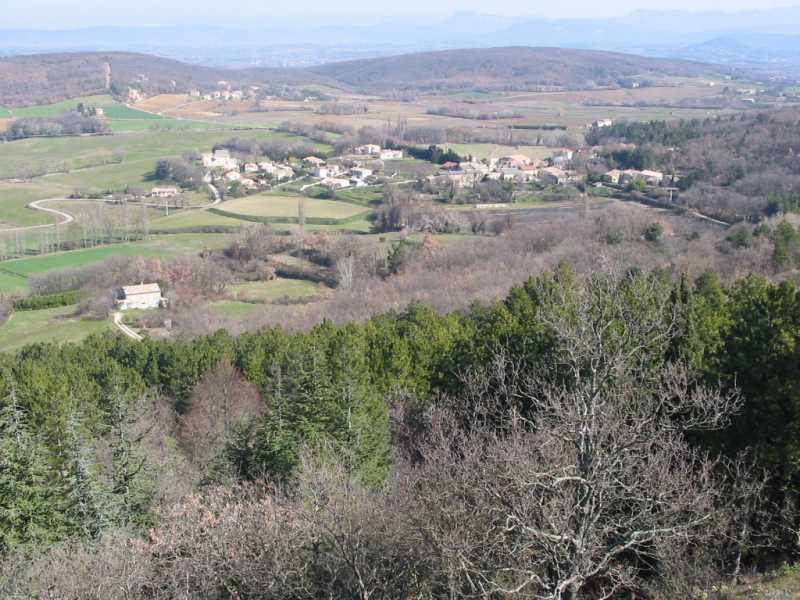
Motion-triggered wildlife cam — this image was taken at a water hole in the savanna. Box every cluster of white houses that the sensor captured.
[353,145,404,161]
[425,145,667,191]
[302,155,384,190]
[201,149,296,191]
[427,150,578,189]
[199,145,405,194]
[602,168,665,186]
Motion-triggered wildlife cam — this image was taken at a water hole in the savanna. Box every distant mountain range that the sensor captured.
[2,8,800,74]
[0,48,732,107]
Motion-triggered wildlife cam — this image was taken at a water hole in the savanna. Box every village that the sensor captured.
[183,135,665,207]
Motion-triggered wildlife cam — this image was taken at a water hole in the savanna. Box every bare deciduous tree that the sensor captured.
[402,271,744,599]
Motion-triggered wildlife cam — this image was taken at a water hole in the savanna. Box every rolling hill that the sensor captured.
[0,47,736,107]
[0,52,330,107]
[308,47,732,92]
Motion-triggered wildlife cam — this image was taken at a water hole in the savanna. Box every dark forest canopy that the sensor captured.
[1,266,800,597]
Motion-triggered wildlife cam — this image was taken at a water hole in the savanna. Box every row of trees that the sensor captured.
[4,111,108,140]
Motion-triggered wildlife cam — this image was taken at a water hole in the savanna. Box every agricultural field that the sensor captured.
[8,95,115,118]
[106,117,236,134]
[334,187,384,207]
[149,209,252,232]
[101,105,165,120]
[0,305,111,352]
[222,84,739,139]
[228,278,322,303]
[0,233,232,293]
[210,278,324,317]
[216,194,370,222]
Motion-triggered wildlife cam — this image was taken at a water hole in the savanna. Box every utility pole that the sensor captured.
[298,195,306,235]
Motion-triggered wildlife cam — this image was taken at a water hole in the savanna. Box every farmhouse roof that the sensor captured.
[121,283,162,297]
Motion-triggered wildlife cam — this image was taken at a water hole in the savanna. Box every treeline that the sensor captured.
[4,111,108,140]
[426,105,523,120]
[214,137,319,162]
[586,118,706,147]
[1,267,800,597]
[12,290,82,311]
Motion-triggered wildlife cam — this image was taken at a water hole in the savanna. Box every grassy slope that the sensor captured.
[150,209,252,231]
[0,129,322,179]
[0,306,110,352]
[9,95,115,118]
[0,183,68,226]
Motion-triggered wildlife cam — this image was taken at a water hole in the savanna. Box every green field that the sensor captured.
[101,105,164,120]
[210,278,322,317]
[229,278,321,303]
[45,158,160,190]
[219,194,368,220]
[0,106,11,118]
[0,305,110,352]
[0,233,232,293]
[0,129,326,180]
[0,183,67,227]
[334,187,383,207]
[209,300,262,318]
[10,95,115,118]
[150,209,252,231]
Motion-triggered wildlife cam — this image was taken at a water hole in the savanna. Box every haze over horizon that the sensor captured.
[3,0,800,29]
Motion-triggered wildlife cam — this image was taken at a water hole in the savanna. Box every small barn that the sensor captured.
[115,283,164,311]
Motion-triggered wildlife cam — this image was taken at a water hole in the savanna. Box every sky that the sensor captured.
[2,0,800,28]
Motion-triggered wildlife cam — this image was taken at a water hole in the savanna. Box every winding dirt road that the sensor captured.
[0,180,222,235]
[0,198,74,233]
[113,312,143,341]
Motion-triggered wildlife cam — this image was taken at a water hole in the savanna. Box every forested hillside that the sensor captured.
[0,46,731,106]
[588,109,800,222]
[0,52,328,107]
[1,266,799,598]
[308,46,729,92]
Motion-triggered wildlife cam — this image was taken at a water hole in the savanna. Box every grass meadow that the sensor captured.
[0,305,110,352]
[0,233,233,293]
[219,194,369,220]
[0,183,69,227]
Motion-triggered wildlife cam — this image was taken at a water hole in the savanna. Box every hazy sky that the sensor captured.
[3,0,800,28]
